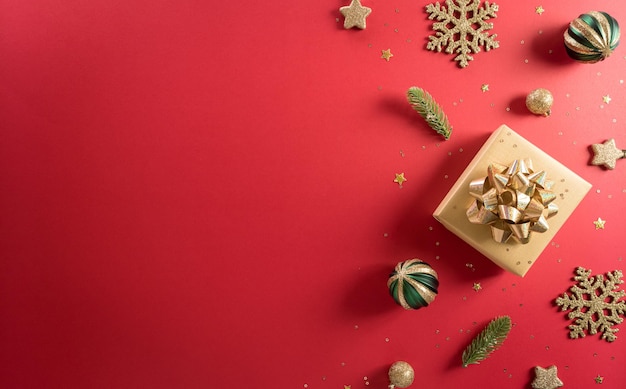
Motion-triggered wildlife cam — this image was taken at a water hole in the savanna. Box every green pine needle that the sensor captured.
[462,316,512,368]
[406,87,453,140]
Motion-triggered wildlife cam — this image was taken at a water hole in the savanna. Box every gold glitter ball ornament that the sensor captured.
[388,361,414,389]
[526,88,554,116]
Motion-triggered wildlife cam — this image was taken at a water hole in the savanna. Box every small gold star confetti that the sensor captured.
[481,84,489,92]
[591,139,626,169]
[339,0,372,30]
[344,385,352,389]
[394,173,407,187]
[603,95,612,104]
[473,282,482,291]
[381,49,393,61]
[595,374,604,384]
[535,6,545,15]
[593,218,606,229]
[531,365,563,389]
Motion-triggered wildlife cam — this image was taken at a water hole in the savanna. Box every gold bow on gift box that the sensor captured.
[466,158,559,244]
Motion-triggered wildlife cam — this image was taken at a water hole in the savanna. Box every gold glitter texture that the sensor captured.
[381,49,393,61]
[425,0,500,68]
[593,217,606,229]
[339,0,372,30]
[526,88,554,116]
[388,361,414,389]
[591,139,625,169]
[394,173,407,187]
[531,365,563,389]
[555,267,626,342]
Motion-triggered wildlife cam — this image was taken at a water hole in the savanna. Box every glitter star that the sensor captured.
[593,218,606,230]
[344,386,352,389]
[481,84,489,92]
[602,95,612,104]
[339,0,372,30]
[473,282,482,291]
[595,374,604,384]
[531,365,563,389]
[381,49,393,61]
[591,139,626,169]
[394,173,407,187]
[535,6,545,15]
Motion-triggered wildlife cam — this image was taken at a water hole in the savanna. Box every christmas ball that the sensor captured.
[388,259,438,310]
[525,88,553,116]
[564,11,620,63]
[388,361,414,389]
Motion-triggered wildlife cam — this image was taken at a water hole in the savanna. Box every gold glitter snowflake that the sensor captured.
[555,267,626,342]
[425,0,500,68]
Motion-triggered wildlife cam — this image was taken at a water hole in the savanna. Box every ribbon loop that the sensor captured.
[466,159,558,244]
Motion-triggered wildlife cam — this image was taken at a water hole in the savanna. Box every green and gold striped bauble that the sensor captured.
[564,11,620,63]
[388,259,439,310]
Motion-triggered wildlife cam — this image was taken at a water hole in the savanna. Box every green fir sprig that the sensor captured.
[406,86,453,140]
[462,316,512,368]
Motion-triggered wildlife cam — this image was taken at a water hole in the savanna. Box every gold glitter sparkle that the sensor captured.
[531,365,563,389]
[591,139,626,169]
[595,374,604,384]
[593,218,606,229]
[394,173,407,187]
[535,6,545,15]
[602,95,612,104]
[381,49,393,61]
[481,84,489,92]
[339,0,372,30]
[473,282,482,291]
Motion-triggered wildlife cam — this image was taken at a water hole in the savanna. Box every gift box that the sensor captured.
[433,125,592,277]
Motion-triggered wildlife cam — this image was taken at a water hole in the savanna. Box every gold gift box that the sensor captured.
[433,125,592,277]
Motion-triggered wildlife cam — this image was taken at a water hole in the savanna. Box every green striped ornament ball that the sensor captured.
[564,11,620,63]
[388,259,439,310]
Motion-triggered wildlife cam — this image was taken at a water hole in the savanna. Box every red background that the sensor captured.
[1,0,626,388]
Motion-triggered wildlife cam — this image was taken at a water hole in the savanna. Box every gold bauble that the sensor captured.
[526,88,554,116]
[388,361,414,389]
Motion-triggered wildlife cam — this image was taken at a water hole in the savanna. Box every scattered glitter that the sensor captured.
[435,255,440,260]
[538,30,543,34]
[593,217,606,229]
[448,151,452,156]
[444,174,449,179]
[354,325,359,329]
[363,376,368,381]
[535,6,545,15]
[597,189,601,193]
[520,40,525,44]
[394,28,399,33]
[436,329,440,334]
[429,226,434,231]
[462,296,467,301]
[545,345,550,350]
[394,173,407,188]
[576,106,581,111]
[435,241,440,246]
[304,384,308,388]
[473,282,482,291]
[506,107,511,111]
[481,84,489,92]
[341,362,346,366]
[385,337,390,342]
[524,59,529,63]
[383,233,389,237]
[381,49,393,61]
[558,131,563,136]
[603,95,612,104]
[548,49,553,54]
[595,374,604,384]
[422,145,426,149]
[459,148,464,153]
[399,150,405,157]
[566,93,571,98]
[597,72,602,76]
[446,336,451,341]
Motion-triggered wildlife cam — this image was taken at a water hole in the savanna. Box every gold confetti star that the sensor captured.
[394,173,407,187]
[473,282,482,291]
[339,0,372,30]
[591,139,626,169]
[535,6,545,15]
[344,386,352,389]
[603,95,612,104]
[593,218,606,230]
[531,365,563,389]
[481,84,489,92]
[381,49,393,61]
[595,374,604,384]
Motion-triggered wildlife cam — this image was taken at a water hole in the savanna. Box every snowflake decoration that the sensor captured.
[425,0,500,68]
[555,267,626,342]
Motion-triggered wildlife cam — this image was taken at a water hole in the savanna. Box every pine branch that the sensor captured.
[462,316,511,367]
[406,86,453,140]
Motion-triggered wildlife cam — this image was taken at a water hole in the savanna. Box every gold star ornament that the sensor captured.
[531,365,563,389]
[593,217,606,230]
[340,0,372,30]
[591,139,626,169]
[381,49,393,61]
[394,173,407,187]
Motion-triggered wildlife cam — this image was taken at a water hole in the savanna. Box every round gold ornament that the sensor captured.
[388,361,414,389]
[525,88,553,116]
